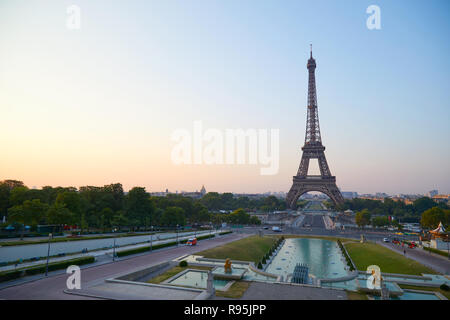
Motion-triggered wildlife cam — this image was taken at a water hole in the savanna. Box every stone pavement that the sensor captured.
[66,280,202,300]
[239,282,347,300]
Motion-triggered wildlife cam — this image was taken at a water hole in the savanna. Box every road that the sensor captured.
[301,214,326,229]
[0,232,248,300]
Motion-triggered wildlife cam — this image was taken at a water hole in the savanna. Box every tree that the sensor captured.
[111,211,128,231]
[371,216,389,228]
[355,209,371,228]
[249,215,261,225]
[8,199,48,239]
[125,187,155,230]
[9,186,30,206]
[55,191,82,226]
[160,207,186,227]
[228,208,251,225]
[46,202,73,226]
[421,207,446,229]
[413,197,436,214]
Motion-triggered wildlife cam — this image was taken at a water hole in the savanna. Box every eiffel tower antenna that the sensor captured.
[286,48,344,208]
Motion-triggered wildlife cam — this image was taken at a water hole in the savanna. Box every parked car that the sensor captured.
[263,226,269,230]
[186,237,197,246]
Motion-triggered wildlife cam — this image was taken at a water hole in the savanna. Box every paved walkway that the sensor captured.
[0,233,249,299]
[239,282,347,300]
[380,242,450,275]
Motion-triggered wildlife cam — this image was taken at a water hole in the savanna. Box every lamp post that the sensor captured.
[112,228,117,262]
[150,226,153,252]
[176,224,179,246]
[447,234,449,260]
[45,233,53,276]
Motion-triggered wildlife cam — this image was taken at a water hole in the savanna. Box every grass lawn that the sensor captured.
[345,242,437,275]
[147,265,212,284]
[398,284,450,300]
[196,235,278,264]
[215,281,250,299]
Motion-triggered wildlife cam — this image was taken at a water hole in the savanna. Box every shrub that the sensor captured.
[440,284,449,291]
[257,262,263,269]
[261,257,266,264]
[179,260,188,267]
[25,256,95,276]
[423,246,449,258]
[0,270,23,283]
[117,241,178,257]
[197,234,215,241]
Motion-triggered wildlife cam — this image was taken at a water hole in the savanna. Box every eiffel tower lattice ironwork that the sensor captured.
[286,47,344,208]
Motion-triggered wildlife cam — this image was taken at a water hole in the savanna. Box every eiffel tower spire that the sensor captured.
[305,44,321,145]
[286,48,344,208]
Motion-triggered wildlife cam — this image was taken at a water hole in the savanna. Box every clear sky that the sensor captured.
[1,0,449,195]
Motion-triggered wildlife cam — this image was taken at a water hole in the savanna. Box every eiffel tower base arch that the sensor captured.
[286,176,344,209]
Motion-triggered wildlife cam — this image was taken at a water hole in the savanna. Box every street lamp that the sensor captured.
[45,233,53,276]
[112,228,117,262]
[176,224,179,246]
[150,226,153,252]
[447,234,449,260]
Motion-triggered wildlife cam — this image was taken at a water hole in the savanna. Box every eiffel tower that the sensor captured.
[286,47,344,209]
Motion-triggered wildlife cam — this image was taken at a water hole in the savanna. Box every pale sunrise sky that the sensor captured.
[1,0,449,194]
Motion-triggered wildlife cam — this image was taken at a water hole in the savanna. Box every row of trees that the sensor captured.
[339,197,449,224]
[354,206,450,229]
[200,193,286,212]
[0,180,261,237]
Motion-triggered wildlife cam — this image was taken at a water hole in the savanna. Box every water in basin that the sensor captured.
[167,270,230,289]
[265,238,348,279]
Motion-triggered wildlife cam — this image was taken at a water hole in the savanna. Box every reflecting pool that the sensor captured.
[265,238,348,279]
[167,270,230,290]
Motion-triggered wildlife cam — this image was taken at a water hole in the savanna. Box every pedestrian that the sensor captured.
[403,249,406,255]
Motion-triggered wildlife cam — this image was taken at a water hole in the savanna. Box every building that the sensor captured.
[150,185,207,199]
[432,194,450,204]
[342,192,358,199]
[427,190,438,198]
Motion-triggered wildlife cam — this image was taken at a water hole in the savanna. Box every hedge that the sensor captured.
[196,234,215,241]
[117,241,177,257]
[116,234,216,258]
[423,246,449,258]
[219,231,232,236]
[24,256,95,275]
[337,240,355,271]
[0,256,95,283]
[0,270,23,283]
